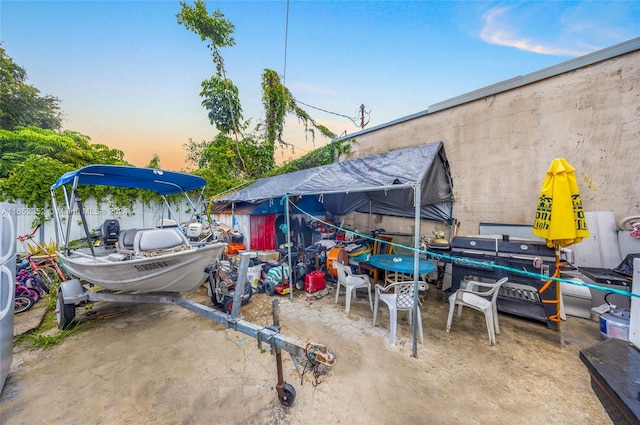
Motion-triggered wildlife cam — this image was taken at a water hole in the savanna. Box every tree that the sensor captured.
[0,126,131,213]
[0,46,63,130]
[147,154,161,169]
[200,75,243,135]
[177,1,345,193]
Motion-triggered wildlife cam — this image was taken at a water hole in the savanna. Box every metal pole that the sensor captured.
[412,184,421,358]
[230,252,250,320]
[285,196,293,301]
[272,298,288,400]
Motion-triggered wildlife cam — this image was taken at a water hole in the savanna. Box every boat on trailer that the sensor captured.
[50,165,226,293]
[50,165,335,407]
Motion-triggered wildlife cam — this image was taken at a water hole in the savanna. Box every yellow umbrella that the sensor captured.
[533,158,589,246]
[532,158,589,336]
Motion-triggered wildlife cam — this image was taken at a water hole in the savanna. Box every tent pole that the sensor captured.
[412,184,421,358]
[286,196,293,302]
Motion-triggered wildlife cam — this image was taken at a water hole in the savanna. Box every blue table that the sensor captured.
[368,254,435,281]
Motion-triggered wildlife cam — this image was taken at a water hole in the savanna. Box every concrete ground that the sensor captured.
[2,283,612,425]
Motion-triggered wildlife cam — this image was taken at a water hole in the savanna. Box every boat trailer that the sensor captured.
[56,253,336,407]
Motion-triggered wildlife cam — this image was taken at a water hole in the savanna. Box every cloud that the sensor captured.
[480,6,599,57]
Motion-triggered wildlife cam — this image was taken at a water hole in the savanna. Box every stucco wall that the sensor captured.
[346,49,640,238]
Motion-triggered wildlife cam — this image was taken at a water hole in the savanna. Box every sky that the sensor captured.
[1,1,639,171]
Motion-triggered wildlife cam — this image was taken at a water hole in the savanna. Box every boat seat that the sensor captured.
[119,228,140,251]
[133,228,190,256]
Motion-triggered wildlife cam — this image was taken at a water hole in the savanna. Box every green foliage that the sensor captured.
[200,75,243,134]
[147,154,161,169]
[177,0,235,76]
[0,46,63,130]
[178,3,339,186]
[0,155,72,219]
[261,69,336,148]
[191,132,276,196]
[266,138,354,176]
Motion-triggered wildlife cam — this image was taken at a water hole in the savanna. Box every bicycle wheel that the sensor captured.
[38,267,59,286]
[15,295,35,314]
[33,274,50,294]
[16,286,39,302]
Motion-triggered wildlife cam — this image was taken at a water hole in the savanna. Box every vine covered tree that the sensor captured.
[178,1,347,193]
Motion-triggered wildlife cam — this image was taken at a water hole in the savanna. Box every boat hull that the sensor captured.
[59,243,225,293]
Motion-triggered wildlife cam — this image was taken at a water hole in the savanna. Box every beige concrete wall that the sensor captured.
[345,50,640,239]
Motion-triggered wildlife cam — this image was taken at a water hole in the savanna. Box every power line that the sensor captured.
[295,99,362,128]
[283,0,290,85]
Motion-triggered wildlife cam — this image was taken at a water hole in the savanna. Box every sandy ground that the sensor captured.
[1,282,611,425]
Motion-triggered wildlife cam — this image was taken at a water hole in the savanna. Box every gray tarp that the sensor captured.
[215,141,455,223]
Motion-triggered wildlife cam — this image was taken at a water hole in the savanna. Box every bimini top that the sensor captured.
[50,165,206,195]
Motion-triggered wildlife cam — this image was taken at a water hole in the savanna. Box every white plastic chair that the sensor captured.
[334,262,373,315]
[373,281,423,345]
[446,277,508,345]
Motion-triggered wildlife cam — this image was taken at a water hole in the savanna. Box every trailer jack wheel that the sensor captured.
[277,382,296,407]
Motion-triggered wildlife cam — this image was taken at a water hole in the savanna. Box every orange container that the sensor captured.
[227,242,246,254]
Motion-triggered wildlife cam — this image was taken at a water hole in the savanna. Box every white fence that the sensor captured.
[7,197,197,254]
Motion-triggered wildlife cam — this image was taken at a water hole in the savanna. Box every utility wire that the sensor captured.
[295,99,362,128]
[283,0,290,84]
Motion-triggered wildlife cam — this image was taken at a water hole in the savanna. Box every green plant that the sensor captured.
[18,308,83,349]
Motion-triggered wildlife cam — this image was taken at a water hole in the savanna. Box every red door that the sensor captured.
[250,214,276,250]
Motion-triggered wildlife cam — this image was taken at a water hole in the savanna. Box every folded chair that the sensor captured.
[446,277,508,345]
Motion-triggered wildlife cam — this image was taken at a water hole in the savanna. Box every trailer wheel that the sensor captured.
[265,281,276,296]
[56,289,76,330]
[278,383,296,407]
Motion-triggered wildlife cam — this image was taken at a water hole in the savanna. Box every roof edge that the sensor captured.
[334,36,640,142]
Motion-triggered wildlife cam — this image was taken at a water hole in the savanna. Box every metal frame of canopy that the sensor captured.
[217,143,456,357]
[262,181,428,358]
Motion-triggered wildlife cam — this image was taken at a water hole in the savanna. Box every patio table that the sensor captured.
[368,254,435,285]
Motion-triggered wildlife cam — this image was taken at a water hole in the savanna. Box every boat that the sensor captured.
[50,165,226,293]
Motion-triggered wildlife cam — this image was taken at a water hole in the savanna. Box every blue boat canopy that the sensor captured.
[50,165,206,195]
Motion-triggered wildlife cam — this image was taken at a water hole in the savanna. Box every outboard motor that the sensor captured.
[101,219,120,247]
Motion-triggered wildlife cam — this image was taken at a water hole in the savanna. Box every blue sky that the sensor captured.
[2,1,639,171]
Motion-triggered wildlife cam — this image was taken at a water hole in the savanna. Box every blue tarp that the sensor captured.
[50,165,206,195]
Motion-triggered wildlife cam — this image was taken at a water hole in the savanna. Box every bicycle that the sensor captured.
[15,280,40,303]
[14,295,35,314]
[17,226,69,284]
[16,266,49,299]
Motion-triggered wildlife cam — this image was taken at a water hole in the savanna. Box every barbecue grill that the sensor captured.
[442,235,564,330]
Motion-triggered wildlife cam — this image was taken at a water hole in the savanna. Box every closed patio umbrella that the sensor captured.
[532,158,589,340]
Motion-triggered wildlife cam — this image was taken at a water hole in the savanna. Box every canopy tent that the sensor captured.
[215,141,455,358]
[215,141,454,223]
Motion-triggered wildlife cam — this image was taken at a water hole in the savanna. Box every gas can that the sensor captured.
[304,271,326,294]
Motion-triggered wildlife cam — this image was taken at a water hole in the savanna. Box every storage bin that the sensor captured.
[257,251,280,262]
[227,242,245,254]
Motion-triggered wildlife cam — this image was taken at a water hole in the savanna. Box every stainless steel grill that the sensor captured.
[444,235,560,330]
